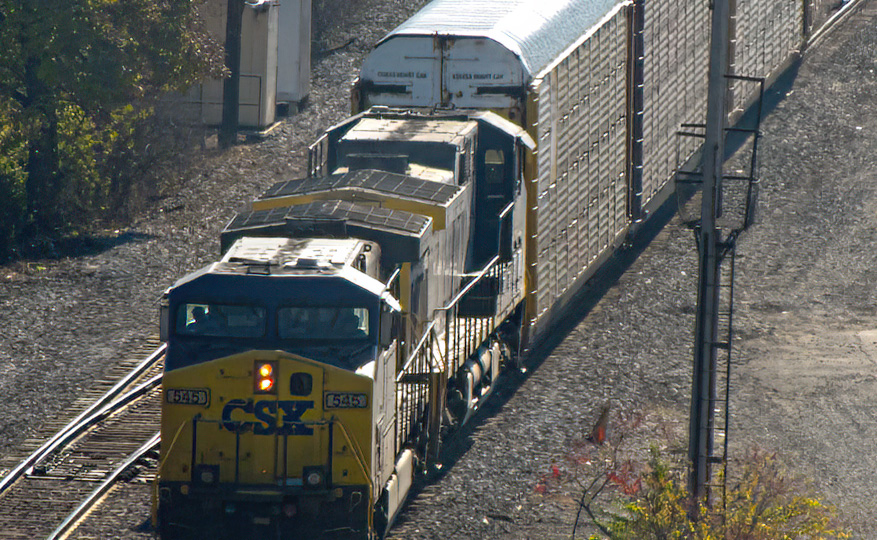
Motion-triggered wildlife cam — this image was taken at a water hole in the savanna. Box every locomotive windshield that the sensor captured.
[278,306,369,340]
[176,303,266,338]
[175,304,370,341]
[164,258,390,371]
[167,300,378,371]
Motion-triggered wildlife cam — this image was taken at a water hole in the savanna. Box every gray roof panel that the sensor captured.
[228,200,431,237]
[222,200,432,265]
[260,169,462,207]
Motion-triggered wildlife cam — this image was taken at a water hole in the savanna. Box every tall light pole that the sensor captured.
[688,0,731,504]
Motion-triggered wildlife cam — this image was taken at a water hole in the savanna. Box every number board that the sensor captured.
[165,388,210,406]
[324,392,368,409]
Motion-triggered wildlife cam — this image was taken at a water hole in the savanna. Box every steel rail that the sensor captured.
[45,431,161,540]
[0,344,166,494]
[807,0,866,49]
[27,372,162,473]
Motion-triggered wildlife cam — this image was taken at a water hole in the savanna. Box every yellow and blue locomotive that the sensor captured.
[155,109,531,539]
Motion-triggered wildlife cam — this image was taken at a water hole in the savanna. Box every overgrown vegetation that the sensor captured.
[0,0,224,260]
[534,410,849,539]
[584,447,849,540]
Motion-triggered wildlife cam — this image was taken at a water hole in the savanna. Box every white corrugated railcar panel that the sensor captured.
[444,39,526,109]
[641,0,708,208]
[530,9,628,324]
[360,37,443,108]
[733,0,802,112]
[383,0,628,80]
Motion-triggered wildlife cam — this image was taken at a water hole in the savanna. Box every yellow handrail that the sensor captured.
[151,420,188,527]
[333,418,375,532]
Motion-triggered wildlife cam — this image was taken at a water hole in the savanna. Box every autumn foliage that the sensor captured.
[586,446,849,540]
[532,411,849,539]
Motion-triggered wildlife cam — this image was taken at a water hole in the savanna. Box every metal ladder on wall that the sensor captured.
[708,236,737,511]
[676,73,764,513]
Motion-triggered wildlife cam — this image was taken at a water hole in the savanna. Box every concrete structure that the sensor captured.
[184,0,311,130]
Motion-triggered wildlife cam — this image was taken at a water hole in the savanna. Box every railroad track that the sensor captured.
[0,343,165,539]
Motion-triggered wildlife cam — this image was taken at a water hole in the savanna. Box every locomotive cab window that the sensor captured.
[278,306,370,340]
[484,149,505,184]
[176,303,266,338]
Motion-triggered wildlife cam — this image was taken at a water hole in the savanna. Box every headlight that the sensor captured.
[254,360,277,394]
[303,466,325,489]
[193,464,220,486]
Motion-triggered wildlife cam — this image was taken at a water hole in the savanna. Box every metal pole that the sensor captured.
[688,0,730,505]
[220,0,244,147]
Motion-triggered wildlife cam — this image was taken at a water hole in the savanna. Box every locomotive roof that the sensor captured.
[221,236,364,268]
[222,199,432,265]
[341,117,476,146]
[170,237,395,304]
[228,199,431,237]
[381,0,626,78]
[259,169,462,207]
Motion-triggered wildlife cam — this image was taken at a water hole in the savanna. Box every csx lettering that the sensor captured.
[221,399,314,436]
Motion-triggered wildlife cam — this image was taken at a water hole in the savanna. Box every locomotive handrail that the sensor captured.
[333,420,373,491]
[189,416,336,487]
[396,323,440,379]
[434,255,501,314]
[392,256,506,458]
[152,419,189,525]
[190,416,332,430]
[307,132,329,178]
[394,324,441,456]
[333,420,375,533]
[435,255,503,373]
[498,200,515,220]
[384,266,401,290]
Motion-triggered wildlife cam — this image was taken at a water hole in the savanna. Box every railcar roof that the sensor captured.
[381,0,626,78]
[259,169,463,207]
[228,199,431,237]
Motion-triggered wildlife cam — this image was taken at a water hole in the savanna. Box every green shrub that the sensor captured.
[0,0,220,259]
[588,447,849,540]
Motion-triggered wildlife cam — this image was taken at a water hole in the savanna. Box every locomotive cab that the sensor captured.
[156,237,404,539]
[161,238,391,371]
